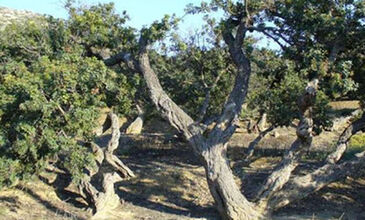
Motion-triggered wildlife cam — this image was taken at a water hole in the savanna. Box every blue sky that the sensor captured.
[0,0,210,31]
[0,0,279,50]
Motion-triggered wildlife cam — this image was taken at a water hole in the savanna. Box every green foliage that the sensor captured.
[0,18,54,63]
[343,133,365,160]
[349,133,365,149]
[266,0,364,99]
[66,2,136,52]
[0,4,136,187]
[151,28,235,120]
[0,53,133,186]
[246,50,332,133]
[0,0,362,190]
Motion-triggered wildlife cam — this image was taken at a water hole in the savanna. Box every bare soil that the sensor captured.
[0,122,364,220]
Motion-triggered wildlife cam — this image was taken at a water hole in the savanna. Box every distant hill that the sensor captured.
[0,7,41,29]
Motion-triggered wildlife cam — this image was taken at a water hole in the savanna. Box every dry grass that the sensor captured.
[1,124,365,219]
[329,100,361,110]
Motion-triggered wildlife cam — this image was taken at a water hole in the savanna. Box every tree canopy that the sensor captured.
[0,1,364,219]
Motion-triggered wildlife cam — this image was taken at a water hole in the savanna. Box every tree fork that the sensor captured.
[79,112,134,215]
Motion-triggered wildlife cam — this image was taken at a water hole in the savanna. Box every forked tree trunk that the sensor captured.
[119,14,365,219]
[133,16,270,218]
[79,112,134,215]
[202,143,263,220]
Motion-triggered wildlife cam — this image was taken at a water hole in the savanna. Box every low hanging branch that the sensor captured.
[268,151,365,211]
[79,112,134,215]
[326,113,365,164]
[255,79,318,208]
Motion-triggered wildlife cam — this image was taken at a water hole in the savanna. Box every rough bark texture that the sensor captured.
[104,113,135,178]
[80,172,122,215]
[268,152,365,211]
[102,24,365,220]
[202,143,263,220]
[255,80,318,208]
[260,113,365,213]
[326,113,365,164]
[136,18,264,218]
[137,39,204,150]
[101,26,365,220]
[79,112,134,215]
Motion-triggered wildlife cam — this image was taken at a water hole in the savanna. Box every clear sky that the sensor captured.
[0,0,279,50]
[0,0,209,31]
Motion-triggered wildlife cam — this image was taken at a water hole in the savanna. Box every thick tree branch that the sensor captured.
[104,113,135,178]
[208,19,251,145]
[268,152,365,211]
[326,113,365,164]
[104,51,138,71]
[137,37,205,151]
[79,112,134,214]
[255,79,318,207]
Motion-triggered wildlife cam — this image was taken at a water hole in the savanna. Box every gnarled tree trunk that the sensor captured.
[202,143,263,220]
[79,112,134,215]
[101,9,365,219]
[255,80,318,210]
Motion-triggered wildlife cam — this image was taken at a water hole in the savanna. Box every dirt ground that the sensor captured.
[0,121,364,220]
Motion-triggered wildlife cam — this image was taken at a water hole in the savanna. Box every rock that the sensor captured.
[126,116,143,134]
[273,131,280,138]
[0,7,42,30]
[257,113,267,132]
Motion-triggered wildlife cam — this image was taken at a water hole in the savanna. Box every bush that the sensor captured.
[0,10,135,187]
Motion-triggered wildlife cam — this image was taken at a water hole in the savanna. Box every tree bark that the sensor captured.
[202,143,263,220]
[255,80,318,208]
[126,105,144,135]
[137,31,266,218]
[326,113,365,164]
[257,113,268,132]
[78,112,134,215]
[268,151,365,211]
[135,16,265,219]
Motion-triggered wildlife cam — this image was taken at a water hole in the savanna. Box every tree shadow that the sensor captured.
[38,171,88,210]
[38,134,217,219]
[15,185,87,220]
[274,176,365,219]
[114,141,218,219]
[117,186,217,219]
[0,196,20,212]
